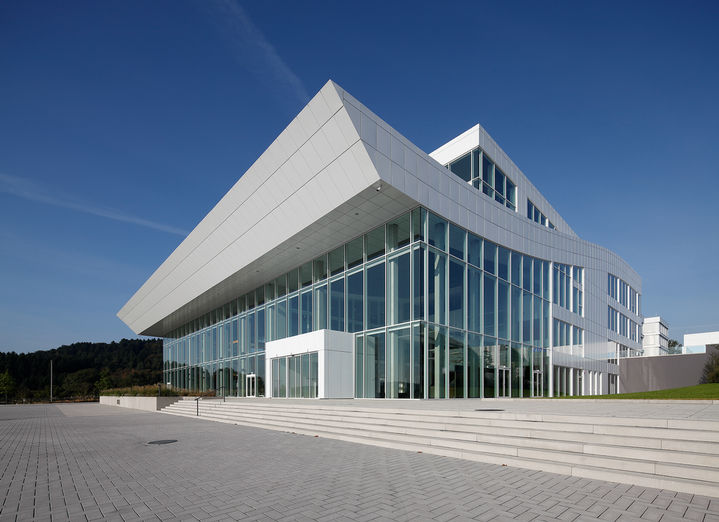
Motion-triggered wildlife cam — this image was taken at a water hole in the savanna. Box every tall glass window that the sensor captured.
[355,335,363,398]
[347,271,363,333]
[300,290,312,334]
[484,242,496,275]
[248,313,256,353]
[288,295,299,337]
[449,224,465,260]
[279,357,286,397]
[301,353,310,397]
[386,213,410,252]
[388,253,410,325]
[257,309,265,350]
[288,269,299,292]
[300,262,312,288]
[329,246,344,275]
[522,292,532,344]
[314,285,327,330]
[498,247,509,281]
[330,278,344,331]
[276,299,287,339]
[412,247,424,320]
[412,323,424,399]
[467,332,482,398]
[346,237,363,269]
[366,262,385,330]
[313,255,327,283]
[449,152,471,182]
[468,233,482,268]
[497,280,509,340]
[428,325,447,399]
[366,226,385,261]
[428,213,447,251]
[467,266,482,333]
[448,329,464,398]
[364,332,385,398]
[428,250,446,325]
[483,274,496,336]
[483,338,496,398]
[511,286,522,342]
[387,328,411,399]
[449,259,464,329]
[411,207,425,242]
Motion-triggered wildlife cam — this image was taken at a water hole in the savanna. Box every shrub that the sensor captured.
[101,384,216,397]
[701,351,719,384]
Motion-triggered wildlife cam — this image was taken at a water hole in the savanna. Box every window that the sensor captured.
[444,148,517,211]
[527,199,556,230]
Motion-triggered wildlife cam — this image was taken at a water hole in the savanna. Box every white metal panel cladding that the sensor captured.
[119,80,641,366]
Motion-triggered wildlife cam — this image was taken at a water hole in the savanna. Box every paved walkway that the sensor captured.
[0,403,716,522]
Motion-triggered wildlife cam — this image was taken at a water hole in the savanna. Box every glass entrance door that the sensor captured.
[533,370,543,397]
[245,373,256,397]
[498,367,509,397]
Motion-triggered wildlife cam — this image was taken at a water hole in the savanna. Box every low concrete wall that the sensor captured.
[619,346,717,393]
[99,395,181,411]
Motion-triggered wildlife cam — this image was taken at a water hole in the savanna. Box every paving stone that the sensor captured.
[1,403,718,522]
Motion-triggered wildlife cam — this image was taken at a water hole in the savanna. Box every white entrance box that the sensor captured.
[265,330,354,399]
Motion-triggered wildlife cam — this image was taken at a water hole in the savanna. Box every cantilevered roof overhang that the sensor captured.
[119,80,590,338]
[118,81,420,336]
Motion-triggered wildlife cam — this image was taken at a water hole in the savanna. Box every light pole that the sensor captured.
[50,359,53,403]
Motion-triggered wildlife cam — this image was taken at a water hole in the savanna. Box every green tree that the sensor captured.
[95,368,113,393]
[667,339,683,355]
[701,351,719,384]
[0,370,16,403]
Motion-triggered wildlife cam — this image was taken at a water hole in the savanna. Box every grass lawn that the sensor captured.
[558,382,719,400]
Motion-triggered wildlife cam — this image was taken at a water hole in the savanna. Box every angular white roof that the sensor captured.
[119,80,628,337]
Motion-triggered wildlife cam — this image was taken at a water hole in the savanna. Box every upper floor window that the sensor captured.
[447,148,516,211]
[527,199,555,229]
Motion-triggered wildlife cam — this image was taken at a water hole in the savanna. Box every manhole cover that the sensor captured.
[475,409,504,412]
[147,439,177,445]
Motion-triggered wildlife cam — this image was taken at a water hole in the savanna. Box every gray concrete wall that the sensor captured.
[619,347,717,393]
[99,395,180,411]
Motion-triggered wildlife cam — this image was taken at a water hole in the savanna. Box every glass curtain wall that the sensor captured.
[164,206,584,399]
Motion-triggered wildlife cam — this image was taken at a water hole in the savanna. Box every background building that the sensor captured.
[683,331,719,354]
[118,81,643,399]
[642,316,669,356]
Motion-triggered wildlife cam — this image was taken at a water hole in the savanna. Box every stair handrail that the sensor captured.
[194,396,201,416]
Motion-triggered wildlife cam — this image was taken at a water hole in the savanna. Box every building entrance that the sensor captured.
[245,374,256,397]
[498,366,510,397]
[533,370,543,397]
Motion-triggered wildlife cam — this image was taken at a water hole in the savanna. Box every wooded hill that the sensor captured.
[0,338,162,402]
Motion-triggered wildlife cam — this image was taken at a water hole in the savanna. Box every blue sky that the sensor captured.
[1,1,717,352]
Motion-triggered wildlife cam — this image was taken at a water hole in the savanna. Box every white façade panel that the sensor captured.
[119,81,371,334]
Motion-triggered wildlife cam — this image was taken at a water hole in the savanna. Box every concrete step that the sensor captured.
[213,400,719,433]
[220,399,719,431]
[175,401,719,447]
[164,404,719,477]
[161,406,719,498]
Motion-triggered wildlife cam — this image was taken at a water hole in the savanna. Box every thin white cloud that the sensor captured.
[0,173,189,236]
[208,0,310,106]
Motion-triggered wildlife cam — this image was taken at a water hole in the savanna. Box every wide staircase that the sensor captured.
[162,398,719,497]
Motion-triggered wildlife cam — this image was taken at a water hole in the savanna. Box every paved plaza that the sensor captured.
[0,403,717,522]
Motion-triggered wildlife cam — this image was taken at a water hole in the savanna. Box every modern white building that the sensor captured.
[642,316,669,356]
[683,331,719,354]
[118,80,643,399]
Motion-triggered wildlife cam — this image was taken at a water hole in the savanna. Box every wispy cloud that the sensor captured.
[207,0,310,107]
[0,173,189,236]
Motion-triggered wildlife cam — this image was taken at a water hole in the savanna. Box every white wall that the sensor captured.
[265,330,354,399]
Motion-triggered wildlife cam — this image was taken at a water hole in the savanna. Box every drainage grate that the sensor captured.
[474,409,504,412]
[146,439,177,445]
